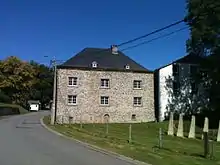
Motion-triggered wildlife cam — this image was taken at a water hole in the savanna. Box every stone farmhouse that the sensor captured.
[54,46,155,124]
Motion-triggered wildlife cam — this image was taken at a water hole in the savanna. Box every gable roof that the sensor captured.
[174,54,204,64]
[57,48,152,73]
[155,54,205,71]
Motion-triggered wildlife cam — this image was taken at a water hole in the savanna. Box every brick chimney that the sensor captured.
[111,45,118,55]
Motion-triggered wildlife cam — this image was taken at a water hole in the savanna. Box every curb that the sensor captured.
[0,112,33,121]
[40,117,150,165]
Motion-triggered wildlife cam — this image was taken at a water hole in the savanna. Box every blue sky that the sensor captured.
[0,0,189,70]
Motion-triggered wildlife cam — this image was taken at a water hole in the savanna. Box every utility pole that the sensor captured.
[51,56,57,125]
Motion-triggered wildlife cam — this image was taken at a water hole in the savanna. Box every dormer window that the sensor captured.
[92,61,97,68]
[125,64,130,70]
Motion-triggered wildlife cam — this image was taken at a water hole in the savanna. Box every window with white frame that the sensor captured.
[68,77,77,86]
[133,97,142,106]
[100,96,109,105]
[68,95,77,105]
[125,64,130,69]
[92,61,98,68]
[133,80,142,89]
[101,79,109,88]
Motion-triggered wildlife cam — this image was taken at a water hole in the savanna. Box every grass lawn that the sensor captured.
[0,103,28,114]
[44,116,220,165]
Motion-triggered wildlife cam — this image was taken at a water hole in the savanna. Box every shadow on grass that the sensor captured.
[190,153,205,158]
[152,145,209,160]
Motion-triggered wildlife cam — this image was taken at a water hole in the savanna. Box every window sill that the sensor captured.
[100,104,110,107]
[133,88,142,90]
[67,103,77,106]
[68,85,78,87]
[100,87,110,89]
[133,105,143,107]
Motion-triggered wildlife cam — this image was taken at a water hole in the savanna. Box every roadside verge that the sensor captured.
[40,117,150,165]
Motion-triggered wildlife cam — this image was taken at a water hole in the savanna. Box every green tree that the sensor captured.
[29,61,53,109]
[186,0,220,56]
[165,75,209,118]
[185,0,220,122]
[0,89,11,103]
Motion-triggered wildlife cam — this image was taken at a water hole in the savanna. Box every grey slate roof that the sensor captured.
[174,54,204,64]
[58,48,152,73]
[155,54,204,71]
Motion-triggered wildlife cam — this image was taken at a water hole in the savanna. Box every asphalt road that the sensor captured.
[0,111,133,165]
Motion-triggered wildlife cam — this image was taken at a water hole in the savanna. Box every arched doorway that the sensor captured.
[103,114,110,123]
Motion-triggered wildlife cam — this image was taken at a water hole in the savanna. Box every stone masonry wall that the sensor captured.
[56,69,155,124]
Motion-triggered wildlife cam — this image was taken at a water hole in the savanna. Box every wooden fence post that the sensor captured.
[203,132,209,158]
[106,122,109,135]
[159,128,163,149]
[129,124,132,143]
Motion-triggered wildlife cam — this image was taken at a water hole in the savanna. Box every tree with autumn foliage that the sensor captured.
[0,56,36,105]
[0,56,53,108]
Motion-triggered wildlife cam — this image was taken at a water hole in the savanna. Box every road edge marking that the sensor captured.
[40,117,151,165]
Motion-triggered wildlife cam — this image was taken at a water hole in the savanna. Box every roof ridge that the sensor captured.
[155,54,204,71]
[84,47,108,50]
[59,47,151,72]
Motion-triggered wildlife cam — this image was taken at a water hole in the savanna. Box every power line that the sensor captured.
[55,3,220,61]
[116,3,220,48]
[86,19,185,56]
[49,20,187,63]
[67,4,218,56]
[55,20,186,59]
[117,19,185,47]
[121,26,189,52]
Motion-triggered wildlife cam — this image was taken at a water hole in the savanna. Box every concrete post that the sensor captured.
[203,117,209,133]
[177,113,184,137]
[217,120,220,142]
[168,112,174,136]
[188,115,196,139]
[202,117,209,139]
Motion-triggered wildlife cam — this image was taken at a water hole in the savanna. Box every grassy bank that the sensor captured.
[44,116,220,165]
[0,103,28,114]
